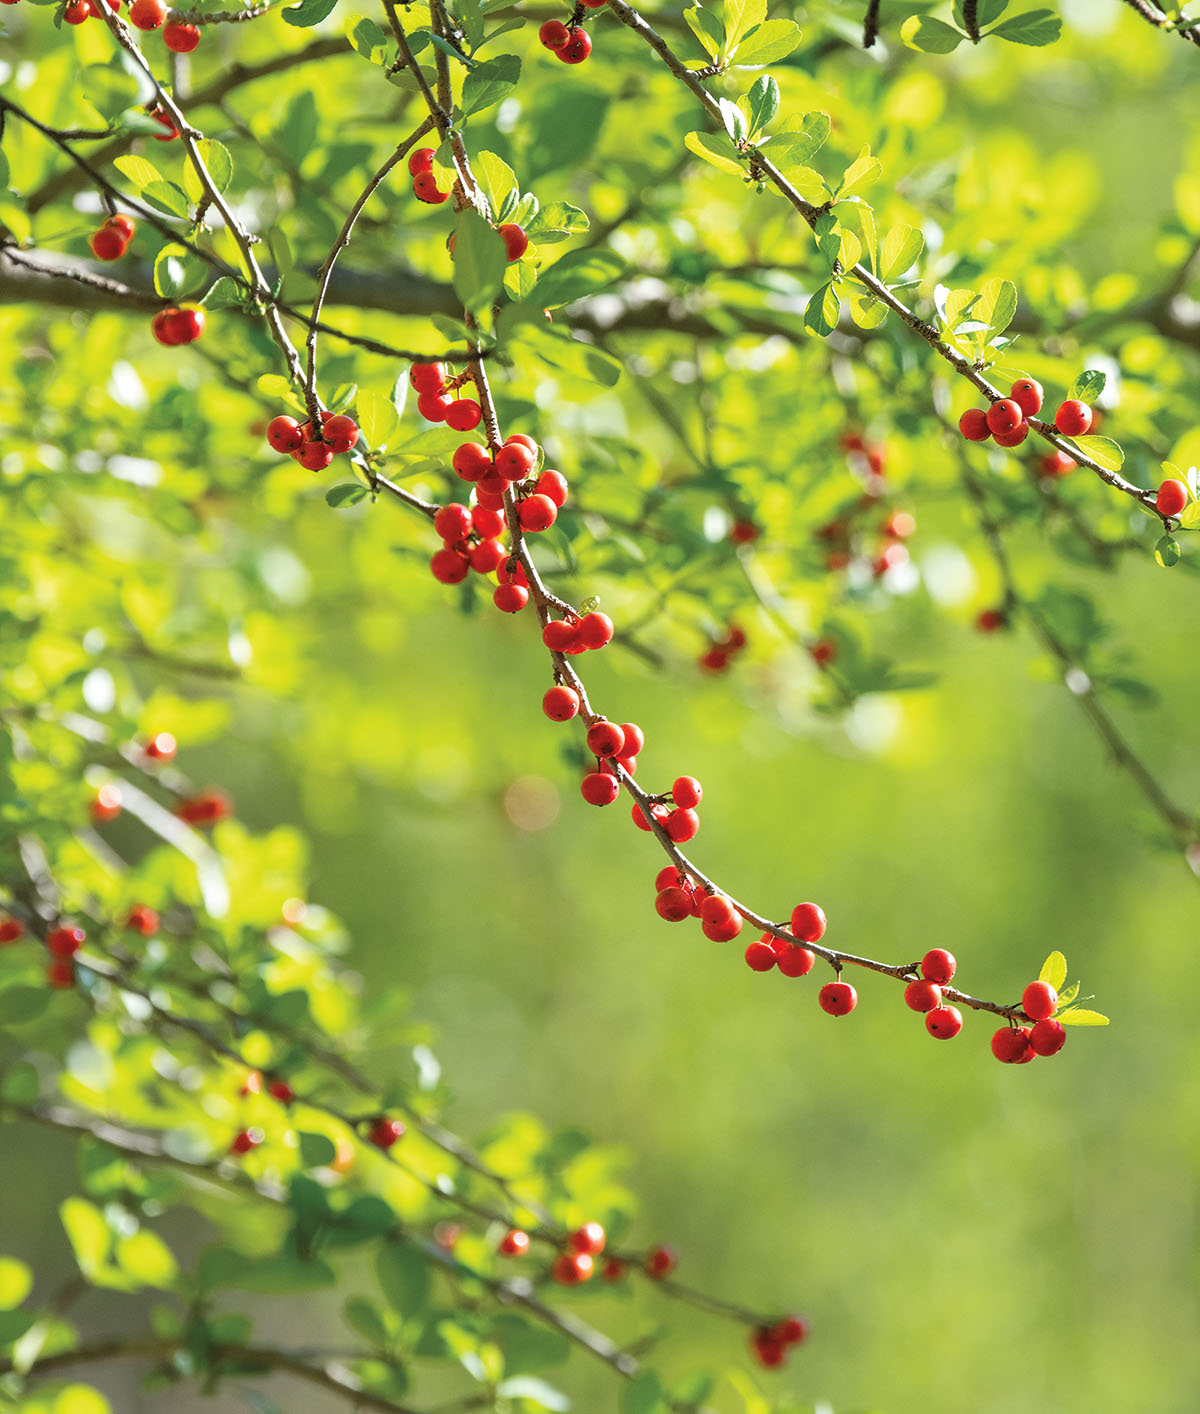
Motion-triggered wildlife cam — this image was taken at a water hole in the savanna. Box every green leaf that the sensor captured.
[1056,981,1080,1008]
[1057,1008,1109,1026]
[475,151,518,224]
[732,18,802,66]
[299,1131,339,1164]
[804,282,841,338]
[461,54,521,118]
[142,180,191,220]
[0,987,50,1024]
[357,390,401,450]
[723,0,765,53]
[879,224,924,280]
[517,325,623,386]
[746,75,779,137]
[344,1296,390,1348]
[0,1258,32,1311]
[348,15,391,64]
[954,0,1009,25]
[504,260,538,299]
[526,201,589,244]
[1071,435,1124,471]
[183,139,234,203]
[377,1243,429,1317]
[901,16,964,53]
[114,1230,178,1289]
[113,154,162,193]
[1178,500,1200,530]
[60,1199,112,1282]
[202,276,245,311]
[849,290,888,329]
[452,209,508,316]
[325,484,368,508]
[282,0,338,27]
[153,244,200,299]
[683,131,744,178]
[1068,369,1106,402]
[978,278,1017,335]
[990,9,1061,45]
[1155,534,1182,568]
[525,248,627,309]
[1039,951,1067,990]
[768,112,830,169]
[80,63,142,122]
[685,4,723,58]
[621,1371,669,1414]
[837,149,882,200]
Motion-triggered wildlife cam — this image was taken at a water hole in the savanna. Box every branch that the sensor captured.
[1121,0,1200,47]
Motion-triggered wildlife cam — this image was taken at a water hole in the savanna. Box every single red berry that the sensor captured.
[569,1222,606,1255]
[1039,450,1076,477]
[167,307,204,344]
[976,608,1006,632]
[751,1330,786,1368]
[0,919,24,944]
[417,391,453,423]
[580,0,606,7]
[499,1229,531,1257]
[413,170,448,204]
[730,519,759,543]
[367,1117,405,1149]
[143,731,176,761]
[920,948,956,984]
[602,1257,626,1280]
[774,939,815,977]
[496,561,529,588]
[586,720,626,758]
[445,399,482,432]
[959,408,990,442]
[808,638,837,668]
[884,511,916,540]
[771,1316,809,1345]
[267,415,303,454]
[106,215,135,241]
[644,1245,677,1278]
[699,646,730,673]
[518,494,557,533]
[991,1026,1033,1064]
[268,1080,294,1103]
[505,433,540,454]
[64,1,90,23]
[699,894,742,941]
[535,470,569,507]
[151,108,179,141]
[46,925,86,957]
[90,783,123,823]
[89,226,127,261]
[655,866,688,891]
[230,1128,263,1155]
[1156,479,1189,518]
[500,224,529,262]
[1021,980,1058,1021]
[553,1251,594,1284]
[630,802,665,833]
[176,787,232,826]
[580,772,619,806]
[558,29,592,62]
[539,17,571,47]
[125,904,159,936]
[453,442,492,481]
[818,981,857,1016]
[576,612,614,651]
[790,902,826,944]
[471,505,504,539]
[408,148,435,177]
[409,359,445,392]
[665,808,699,843]
[542,685,580,721]
[493,583,529,613]
[542,620,578,652]
[904,979,942,1012]
[477,473,508,500]
[495,442,538,481]
[323,415,359,453]
[619,723,645,756]
[431,548,470,585]
[1009,378,1044,417]
[745,938,776,972]
[1054,400,1092,436]
[130,0,166,24]
[163,21,200,51]
[993,422,1029,448]
[297,440,335,471]
[926,1005,962,1039]
[985,399,1024,437]
[655,887,692,922]
[672,776,702,809]
[1029,1018,1067,1056]
[434,503,472,542]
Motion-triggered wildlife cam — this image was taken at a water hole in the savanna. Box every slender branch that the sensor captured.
[862,0,881,48]
[963,0,980,43]
[1122,0,1200,47]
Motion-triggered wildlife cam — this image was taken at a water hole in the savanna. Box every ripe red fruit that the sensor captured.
[630,802,666,833]
[143,731,176,761]
[409,360,444,392]
[446,399,482,432]
[495,442,537,480]
[367,1117,405,1149]
[569,1222,606,1255]
[991,1026,1033,1063]
[745,938,777,972]
[656,867,688,891]
[64,1,90,23]
[268,1081,294,1103]
[751,1330,786,1368]
[1009,378,1044,417]
[1054,400,1092,436]
[1156,479,1189,518]
[477,473,508,500]
[496,560,528,588]
[904,979,942,1013]
[619,723,645,756]
[433,504,472,543]
[130,0,165,25]
[665,808,699,843]
[580,772,619,806]
[47,959,75,988]
[0,919,24,944]
[1021,980,1058,1021]
[500,224,529,262]
[413,170,448,204]
[539,17,571,47]
[1039,450,1076,477]
[499,1229,530,1257]
[47,925,86,957]
[126,904,159,935]
[150,108,178,141]
[672,776,702,809]
[920,948,956,984]
[576,612,614,650]
[985,399,1024,437]
[542,685,580,721]
[453,442,492,481]
[730,519,759,544]
[818,981,857,1016]
[163,21,200,51]
[586,720,626,758]
[89,225,127,261]
[790,902,826,944]
[160,307,205,345]
[431,548,470,585]
[993,422,1029,448]
[580,0,606,7]
[553,1252,594,1284]
[323,415,359,453]
[958,408,991,442]
[493,583,529,613]
[655,887,692,922]
[267,416,303,454]
[518,494,558,533]
[976,608,1006,632]
[417,391,453,423]
[535,470,569,507]
[296,440,334,471]
[699,894,742,941]
[1029,1018,1067,1056]
[230,1129,262,1155]
[809,638,837,667]
[90,783,123,823]
[408,148,435,177]
[771,1315,809,1346]
[542,620,577,652]
[926,1005,963,1039]
[471,505,504,539]
[774,939,815,977]
[106,215,135,241]
[176,787,232,826]
[469,542,503,574]
[558,29,592,62]
[645,1245,677,1278]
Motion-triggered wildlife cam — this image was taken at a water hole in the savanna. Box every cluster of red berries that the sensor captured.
[497,1225,678,1282]
[267,409,360,472]
[816,503,915,579]
[538,0,604,64]
[128,0,199,47]
[570,719,653,810]
[45,922,86,990]
[176,786,232,827]
[151,306,205,346]
[698,622,746,674]
[410,360,482,431]
[902,949,963,1039]
[959,379,1090,449]
[751,1314,809,1369]
[62,0,120,25]
[550,1221,608,1285]
[409,147,449,205]
[991,980,1067,1063]
[89,214,136,262]
[429,500,510,597]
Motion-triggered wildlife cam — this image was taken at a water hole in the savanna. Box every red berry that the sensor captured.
[495,442,537,480]
[151,109,178,141]
[500,224,528,262]
[471,505,504,539]
[434,503,473,542]
[553,1252,594,1284]
[367,1117,405,1149]
[496,560,528,588]
[413,170,448,204]
[818,981,857,1016]
[543,685,580,721]
[580,772,619,806]
[730,519,759,543]
[446,400,482,432]
[431,548,470,585]
[904,979,941,1013]
[602,1257,625,1280]
[1054,400,1092,436]
[655,866,688,891]
[417,391,453,423]
[991,1026,1033,1064]
[539,17,571,47]
[558,29,592,62]
[993,422,1029,448]
[1009,378,1043,417]
[408,148,435,177]
[774,939,815,977]
[493,583,529,613]
[1029,1018,1067,1056]
[580,0,606,7]
[790,902,826,944]
[586,720,626,758]
[959,408,991,442]
[230,1128,262,1155]
[619,723,645,756]
[1021,980,1058,1021]
[518,494,557,533]
[268,1080,294,1103]
[542,620,578,652]
[90,783,123,823]
[644,1245,677,1279]
[976,608,1006,632]
[130,0,165,24]
[699,894,742,941]
[323,415,359,453]
[575,612,613,650]
[535,470,569,507]
[925,1005,962,1039]
[751,1330,786,1368]
[655,887,692,922]
[630,802,665,833]
[699,647,729,673]
[745,938,777,972]
[46,925,86,957]
[985,400,1024,436]
[89,226,127,261]
[810,638,837,667]
[47,959,75,988]
[267,415,303,454]
[144,731,176,761]
[665,808,699,843]
[920,948,956,984]
[1039,450,1076,477]
[125,904,159,936]
[771,1316,809,1346]
[453,442,492,481]
[1156,479,1189,518]
[167,307,204,344]
[499,1229,531,1257]
[176,788,232,826]
[106,215,135,241]
[672,776,702,809]
[297,440,335,471]
[0,919,24,944]
[505,433,539,454]
[477,473,508,500]
[409,360,444,392]
[468,542,503,574]
[569,1222,606,1255]
[884,511,916,539]
[163,21,200,51]
[64,1,90,22]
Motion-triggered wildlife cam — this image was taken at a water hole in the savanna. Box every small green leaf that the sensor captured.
[767,111,830,168]
[153,244,201,299]
[990,9,1061,46]
[452,209,508,316]
[1155,534,1182,568]
[348,15,390,64]
[1068,369,1106,402]
[282,0,338,27]
[1178,500,1200,530]
[202,276,245,311]
[80,62,142,122]
[837,149,882,200]
[526,249,627,309]
[325,484,368,508]
[1057,1008,1109,1027]
[732,18,801,65]
[1056,981,1080,1008]
[879,224,924,280]
[1039,951,1067,990]
[723,0,766,53]
[685,4,724,57]
[344,1296,390,1348]
[475,151,518,224]
[621,1370,669,1414]
[978,278,1017,335]
[849,290,888,329]
[746,75,779,136]
[377,1242,429,1317]
[461,54,521,118]
[684,131,744,178]
[0,1258,32,1311]
[113,154,162,192]
[358,390,401,449]
[526,201,589,244]
[299,1131,339,1164]
[183,139,233,203]
[1071,435,1124,472]
[901,15,964,53]
[142,180,190,219]
[115,1230,178,1289]
[804,282,840,338]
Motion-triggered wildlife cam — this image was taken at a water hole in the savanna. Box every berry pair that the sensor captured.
[541,607,611,658]
[89,214,136,262]
[151,306,205,346]
[410,361,482,430]
[45,922,85,990]
[267,410,360,471]
[538,8,600,64]
[698,623,746,674]
[409,148,449,206]
[751,1314,809,1369]
[176,787,232,827]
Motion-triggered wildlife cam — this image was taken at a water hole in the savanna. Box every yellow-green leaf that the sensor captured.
[1057,1008,1109,1027]
[684,131,745,178]
[1071,435,1125,472]
[879,224,923,280]
[838,150,882,200]
[1039,950,1067,990]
